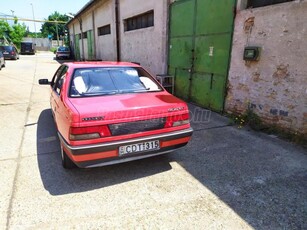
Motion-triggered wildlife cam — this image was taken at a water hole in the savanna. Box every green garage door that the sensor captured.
[168,0,236,112]
[74,34,80,60]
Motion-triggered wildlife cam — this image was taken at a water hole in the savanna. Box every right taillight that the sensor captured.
[165,113,190,128]
[69,125,111,140]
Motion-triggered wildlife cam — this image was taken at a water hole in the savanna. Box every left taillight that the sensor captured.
[69,125,111,141]
[165,113,190,128]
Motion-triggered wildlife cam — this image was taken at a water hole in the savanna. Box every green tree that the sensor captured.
[41,11,69,40]
[10,23,27,49]
[0,20,12,43]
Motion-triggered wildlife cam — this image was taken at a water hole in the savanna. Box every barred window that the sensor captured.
[125,10,154,32]
[98,24,111,36]
[247,0,294,8]
[82,32,87,39]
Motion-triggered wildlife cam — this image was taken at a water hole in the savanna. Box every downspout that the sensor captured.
[165,0,171,74]
[78,17,85,61]
[72,23,75,59]
[92,11,96,60]
[115,0,121,61]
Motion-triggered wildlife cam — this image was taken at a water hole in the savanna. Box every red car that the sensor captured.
[39,62,193,169]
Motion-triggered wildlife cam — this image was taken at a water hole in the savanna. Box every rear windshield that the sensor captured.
[0,46,12,51]
[70,67,162,97]
[57,47,69,52]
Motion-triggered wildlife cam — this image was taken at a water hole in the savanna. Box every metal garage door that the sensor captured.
[168,0,236,112]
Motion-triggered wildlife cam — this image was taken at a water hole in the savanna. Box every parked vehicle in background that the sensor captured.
[0,51,5,70]
[0,45,19,60]
[39,62,193,169]
[20,42,35,55]
[55,46,70,59]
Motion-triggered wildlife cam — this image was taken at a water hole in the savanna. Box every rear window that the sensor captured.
[70,67,162,97]
[57,47,70,52]
[0,46,12,51]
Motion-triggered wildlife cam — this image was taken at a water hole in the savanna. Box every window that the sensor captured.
[82,32,87,39]
[247,0,294,8]
[52,65,68,95]
[125,10,154,32]
[98,24,111,36]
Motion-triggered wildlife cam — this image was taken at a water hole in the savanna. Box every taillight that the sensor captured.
[165,113,190,128]
[69,125,111,140]
[11,51,15,55]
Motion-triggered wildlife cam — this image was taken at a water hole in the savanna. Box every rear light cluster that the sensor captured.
[70,125,111,141]
[164,113,190,128]
[70,113,189,141]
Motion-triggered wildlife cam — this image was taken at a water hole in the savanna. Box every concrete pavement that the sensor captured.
[0,52,306,229]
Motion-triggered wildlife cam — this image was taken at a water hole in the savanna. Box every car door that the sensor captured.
[50,65,69,132]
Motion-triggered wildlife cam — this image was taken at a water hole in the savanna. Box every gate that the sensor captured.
[74,34,80,60]
[87,30,94,60]
[168,0,236,112]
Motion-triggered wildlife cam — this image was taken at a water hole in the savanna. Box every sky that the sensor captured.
[0,0,90,32]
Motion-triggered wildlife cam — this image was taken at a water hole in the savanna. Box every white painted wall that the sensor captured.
[119,0,169,76]
[226,0,307,134]
[94,0,117,61]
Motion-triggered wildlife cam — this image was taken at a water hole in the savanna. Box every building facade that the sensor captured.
[67,0,169,76]
[68,0,307,135]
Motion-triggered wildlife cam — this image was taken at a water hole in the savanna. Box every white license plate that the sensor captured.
[119,140,160,156]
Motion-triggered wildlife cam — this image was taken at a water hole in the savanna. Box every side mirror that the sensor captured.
[38,79,51,85]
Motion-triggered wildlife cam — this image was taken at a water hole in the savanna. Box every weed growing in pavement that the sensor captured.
[228,110,307,148]
[228,109,263,130]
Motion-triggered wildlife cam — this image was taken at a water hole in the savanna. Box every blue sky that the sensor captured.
[0,0,90,32]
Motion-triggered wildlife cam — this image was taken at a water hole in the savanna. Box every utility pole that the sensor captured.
[30,3,37,38]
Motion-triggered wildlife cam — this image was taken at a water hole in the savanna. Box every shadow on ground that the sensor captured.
[36,105,307,229]
[36,109,172,196]
[172,104,307,229]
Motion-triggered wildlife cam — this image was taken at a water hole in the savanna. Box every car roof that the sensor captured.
[65,61,141,68]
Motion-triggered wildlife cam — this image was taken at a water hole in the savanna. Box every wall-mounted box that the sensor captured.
[243,46,261,61]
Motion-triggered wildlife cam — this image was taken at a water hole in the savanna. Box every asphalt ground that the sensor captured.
[0,52,306,229]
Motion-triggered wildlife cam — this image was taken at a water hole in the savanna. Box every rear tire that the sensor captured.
[61,146,76,169]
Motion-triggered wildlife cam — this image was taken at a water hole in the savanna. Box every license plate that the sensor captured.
[119,140,160,156]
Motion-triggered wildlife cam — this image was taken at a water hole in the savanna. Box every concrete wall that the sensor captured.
[94,0,117,61]
[119,0,168,75]
[22,38,51,51]
[67,0,169,76]
[226,0,307,134]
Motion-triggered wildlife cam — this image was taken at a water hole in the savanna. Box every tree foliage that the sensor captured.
[0,20,12,40]
[10,24,27,48]
[0,20,26,49]
[41,11,69,40]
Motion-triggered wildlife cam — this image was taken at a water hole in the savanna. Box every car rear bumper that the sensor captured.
[58,127,193,168]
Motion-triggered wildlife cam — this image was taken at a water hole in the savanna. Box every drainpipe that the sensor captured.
[92,11,96,60]
[78,17,85,61]
[115,0,121,61]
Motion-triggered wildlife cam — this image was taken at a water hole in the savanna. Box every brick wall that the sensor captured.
[226,1,307,135]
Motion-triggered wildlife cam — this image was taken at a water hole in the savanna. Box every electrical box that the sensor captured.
[243,46,261,61]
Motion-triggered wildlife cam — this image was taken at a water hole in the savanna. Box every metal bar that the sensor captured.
[0,17,67,24]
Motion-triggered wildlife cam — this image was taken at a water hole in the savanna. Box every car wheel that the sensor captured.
[0,64,2,71]
[61,145,76,169]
